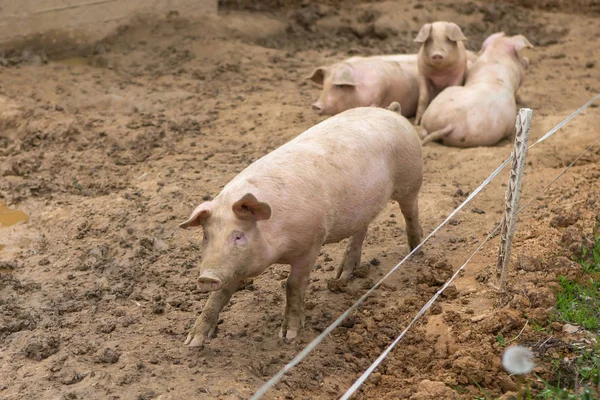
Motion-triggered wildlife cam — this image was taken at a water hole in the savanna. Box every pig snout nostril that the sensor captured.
[312,104,323,114]
[432,54,444,62]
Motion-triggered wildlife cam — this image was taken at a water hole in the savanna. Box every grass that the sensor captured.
[579,234,600,274]
[555,276,600,330]
[554,234,600,330]
[541,234,600,399]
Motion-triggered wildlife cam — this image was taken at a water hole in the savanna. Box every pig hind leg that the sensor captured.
[185,279,240,347]
[335,227,368,280]
[395,192,423,250]
[280,250,319,340]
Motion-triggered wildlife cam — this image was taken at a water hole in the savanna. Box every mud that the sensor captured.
[0,202,29,228]
[0,0,599,399]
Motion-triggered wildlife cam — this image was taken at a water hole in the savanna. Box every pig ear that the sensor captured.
[307,67,326,85]
[232,193,272,221]
[414,23,432,43]
[179,204,211,229]
[445,22,466,42]
[331,66,356,86]
[512,35,534,52]
[481,32,505,51]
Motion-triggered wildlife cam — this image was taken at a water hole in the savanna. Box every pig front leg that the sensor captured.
[185,279,240,347]
[335,227,368,280]
[279,251,318,340]
[414,74,430,125]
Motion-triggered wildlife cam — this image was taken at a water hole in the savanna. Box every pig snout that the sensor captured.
[431,53,444,63]
[197,270,223,292]
[311,102,324,115]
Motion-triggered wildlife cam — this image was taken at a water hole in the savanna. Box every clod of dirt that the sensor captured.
[550,212,580,228]
[353,262,370,278]
[477,309,525,335]
[137,389,156,400]
[347,331,364,345]
[326,278,347,292]
[95,347,121,364]
[53,369,87,385]
[560,226,585,257]
[516,253,542,272]
[441,285,459,300]
[410,379,459,400]
[97,323,116,334]
[497,374,518,393]
[24,333,60,360]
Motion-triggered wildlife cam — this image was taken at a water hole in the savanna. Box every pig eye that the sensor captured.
[203,233,208,243]
[232,231,246,245]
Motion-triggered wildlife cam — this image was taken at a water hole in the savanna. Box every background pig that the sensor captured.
[414,21,469,125]
[420,32,534,147]
[308,55,419,118]
[179,104,423,347]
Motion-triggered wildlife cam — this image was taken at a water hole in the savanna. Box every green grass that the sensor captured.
[555,276,600,330]
[555,234,600,330]
[539,234,600,398]
[579,234,600,274]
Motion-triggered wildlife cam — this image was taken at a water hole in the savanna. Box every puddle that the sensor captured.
[54,56,89,66]
[0,202,29,227]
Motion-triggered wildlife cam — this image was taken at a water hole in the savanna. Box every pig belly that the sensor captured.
[323,161,395,244]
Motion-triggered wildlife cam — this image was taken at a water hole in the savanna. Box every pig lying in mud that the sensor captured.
[179,103,423,346]
[414,21,470,125]
[308,55,420,118]
[421,32,534,147]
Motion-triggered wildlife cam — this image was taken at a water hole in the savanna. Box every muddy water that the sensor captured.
[0,202,26,268]
[54,57,89,66]
[0,202,29,227]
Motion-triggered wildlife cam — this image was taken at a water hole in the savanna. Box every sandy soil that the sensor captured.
[1,0,599,399]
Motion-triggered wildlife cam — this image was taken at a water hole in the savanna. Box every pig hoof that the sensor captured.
[185,332,205,347]
[285,329,298,340]
[278,328,298,340]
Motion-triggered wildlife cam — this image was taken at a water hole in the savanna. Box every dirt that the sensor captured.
[0,0,599,399]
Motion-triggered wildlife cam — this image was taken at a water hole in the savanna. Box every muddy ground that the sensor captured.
[1,0,599,399]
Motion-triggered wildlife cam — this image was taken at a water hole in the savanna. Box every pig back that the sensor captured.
[227,107,422,243]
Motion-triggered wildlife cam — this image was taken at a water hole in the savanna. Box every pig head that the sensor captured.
[179,193,273,293]
[308,62,367,116]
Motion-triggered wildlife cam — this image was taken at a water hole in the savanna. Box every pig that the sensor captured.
[308,55,420,118]
[179,104,423,347]
[414,21,470,125]
[420,32,534,147]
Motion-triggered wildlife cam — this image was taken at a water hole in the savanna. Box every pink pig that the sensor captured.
[414,21,470,125]
[179,104,423,347]
[420,32,534,147]
[308,55,420,118]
